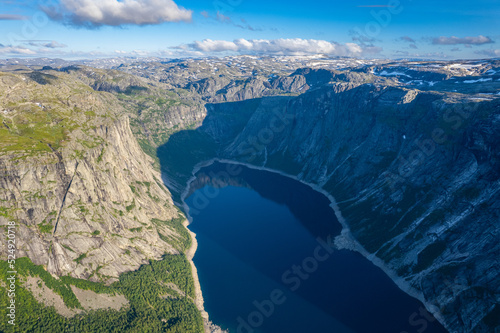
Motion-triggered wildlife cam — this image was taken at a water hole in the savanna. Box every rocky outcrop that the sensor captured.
[0,117,180,282]
[0,70,184,283]
[185,68,389,103]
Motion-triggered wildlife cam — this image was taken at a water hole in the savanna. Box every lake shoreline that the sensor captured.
[181,171,229,333]
[181,158,447,331]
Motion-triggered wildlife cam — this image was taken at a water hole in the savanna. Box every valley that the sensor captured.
[0,55,498,332]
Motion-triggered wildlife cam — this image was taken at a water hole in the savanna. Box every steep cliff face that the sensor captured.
[163,80,500,332]
[0,70,183,283]
[0,67,210,333]
[183,67,393,103]
[0,118,182,281]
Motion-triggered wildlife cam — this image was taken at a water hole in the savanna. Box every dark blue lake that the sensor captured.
[185,162,447,333]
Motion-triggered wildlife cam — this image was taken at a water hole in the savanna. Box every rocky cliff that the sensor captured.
[216,85,499,332]
[0,67,212,333]
[0,117,184,281]
[159,64,500,332]
[0,69,184,282]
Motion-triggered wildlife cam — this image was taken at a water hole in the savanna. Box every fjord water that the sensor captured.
[185,162,446,333]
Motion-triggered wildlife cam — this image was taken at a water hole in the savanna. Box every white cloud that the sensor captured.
[179,38,381,57]
[191,39,240,52]
[29,41,67,48]
[42,0,192,27]
[0,14,27,20]
[432,35,494,45]
[46,41,67,48]
[0,45,37,55]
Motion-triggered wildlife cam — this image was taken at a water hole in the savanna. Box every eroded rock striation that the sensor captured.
[192,83,500,333]
[0,70,181,283]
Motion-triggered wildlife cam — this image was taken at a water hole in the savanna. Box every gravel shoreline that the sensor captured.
[183,220,228,333]
[181,178,227,333]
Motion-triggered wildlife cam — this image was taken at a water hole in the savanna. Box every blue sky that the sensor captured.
[0,0,499,59]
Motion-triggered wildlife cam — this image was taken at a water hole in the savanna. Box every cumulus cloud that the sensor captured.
[42,0,192,27]
[177,38,381,57]
[432,35,494,45]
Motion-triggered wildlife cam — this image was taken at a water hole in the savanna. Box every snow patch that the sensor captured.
[378,70,412,78]
[462,78,492,84]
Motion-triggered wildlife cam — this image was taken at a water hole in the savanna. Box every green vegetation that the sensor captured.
[79,205,89,214]
[413,241,447,272]
[37,223,53,234]
[265,150,303,175]
[74,253,87,264]
[125,199,136,212]
[0,70,117,158]
[0,255,203,332]
[28,71,57,85]
[136,137,161,169]
[96,147,105,163]
[91,230,101,236]
[129,184,137,194]
[1,258,82,309]
[123,85,148,96]
[339,185,434,253]
[157,130,217,202]
[456,185,481,201]
[152,217,191,252]
[0,207,15,220]
[62,244,75,253]
[37,217,54,234]
[0,109,72,155]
